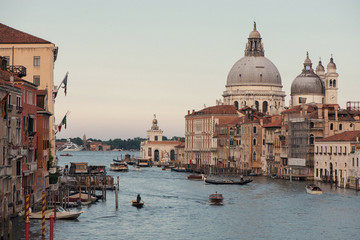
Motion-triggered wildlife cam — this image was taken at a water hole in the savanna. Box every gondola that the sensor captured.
[205,178,253,185]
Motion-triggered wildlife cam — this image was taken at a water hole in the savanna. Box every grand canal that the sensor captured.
[13,151,360,239]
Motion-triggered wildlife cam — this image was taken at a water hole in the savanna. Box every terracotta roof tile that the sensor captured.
[0,23,51,44]
[316,131,360,142]
[188,105,239,116]
[263,119,282,128]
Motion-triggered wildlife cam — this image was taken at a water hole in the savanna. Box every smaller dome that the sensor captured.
[291,73,325,95]
[327,57,336,70]
[316,60,325,73]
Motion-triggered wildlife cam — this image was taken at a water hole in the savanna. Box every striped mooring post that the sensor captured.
[42,190,45,236]
[25,194,30,220]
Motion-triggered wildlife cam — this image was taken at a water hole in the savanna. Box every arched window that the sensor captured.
[154,150,159,161]
[253,152,256,161]
[234,101,239,110]
[170,150,175,160]
[255,101,259,111]
[262,101,268,113]
[329,79,333,87]
[309,134,314,145]
[330,123,334,130]
[253,138,257,145]
[310,122,314,128]
[333,79,336,87]
[339,124,342,130]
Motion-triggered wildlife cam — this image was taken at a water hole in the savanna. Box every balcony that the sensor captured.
[7,104,13,112]
[0,166,12,177]
[6,65,27,77]
[16,106,23,113]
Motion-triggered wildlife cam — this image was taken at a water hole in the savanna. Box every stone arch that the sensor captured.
[154,149,159,161]
[170,150,175,161]
[329,79,333,87]
[333,79,336,87]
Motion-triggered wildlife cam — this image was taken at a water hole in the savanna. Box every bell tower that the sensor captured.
[147,114,163,141]
[324,56,339,104]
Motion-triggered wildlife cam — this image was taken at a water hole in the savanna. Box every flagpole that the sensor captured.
[56,72,69,93]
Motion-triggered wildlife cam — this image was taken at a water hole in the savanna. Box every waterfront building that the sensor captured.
[184,105,241,172]
[314,131,360,188]
[290,53,339,107]
[13,74,39,203]
[222,22,286,115]
[89,142,110,151]
[0,23,58,160]
[140,115,181,165]
[0,70,24,217]
[35,90,52,201]
[262,116,282,175]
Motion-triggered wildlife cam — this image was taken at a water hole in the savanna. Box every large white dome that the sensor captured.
[226,56,282,87]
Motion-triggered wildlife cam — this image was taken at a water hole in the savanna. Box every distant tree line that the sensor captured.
[56,136,184,150]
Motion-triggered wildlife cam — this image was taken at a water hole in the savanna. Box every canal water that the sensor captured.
[13,151,360,239]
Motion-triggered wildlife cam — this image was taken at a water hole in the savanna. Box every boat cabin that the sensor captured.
[136,158,151,167]
[69,162,89,174]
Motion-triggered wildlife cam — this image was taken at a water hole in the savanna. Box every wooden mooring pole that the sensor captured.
[115,176,119,209]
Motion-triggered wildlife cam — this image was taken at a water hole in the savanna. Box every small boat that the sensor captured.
[136,158,151,167]
[205,178,253,185]
[187,174,205,181]
[68,192,98,203]
[171,167,186,172]
[110,162,128,171]
[60,153,72,157]
[209,193,223,204]
[306,184,323,194]
[162,166,171,171]
[271,174,280,179]
[29,206,83,220]
[131,200,144,207]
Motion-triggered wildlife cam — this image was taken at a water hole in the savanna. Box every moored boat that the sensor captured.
[110,162,128,171]
[136,158,151,167]
[187,174,205,181]
[29,206,83,220]
[306,184,323,194]
[209,192,223,204]
[205,178,253,185]
[60,153,73,157]
[171,167,186,172]
[68,192,98,203]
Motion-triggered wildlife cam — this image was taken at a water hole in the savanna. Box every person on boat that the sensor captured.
[136,194,141,203]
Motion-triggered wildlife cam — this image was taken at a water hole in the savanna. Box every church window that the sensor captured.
[333,80,336,87]
[310,122,314,128]
[234,101,239,110]
[253,126,257,134]
[330,80,333,87]
[255,101,259,111]
[253,138,257,145]
[253,152,257,161]
[155,136,158,141]
[262,101,268,113]
[330,123,334,130]
[339,124,342,130]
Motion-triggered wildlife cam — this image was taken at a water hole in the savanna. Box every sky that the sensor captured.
[1,0,360,140]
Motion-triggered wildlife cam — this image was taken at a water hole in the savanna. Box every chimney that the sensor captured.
[318,104,323,119]
[334,105,338,121]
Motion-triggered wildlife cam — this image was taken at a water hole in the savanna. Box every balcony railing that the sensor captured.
[6,65,27,77]
[7,104,13,112]
[16,106,23,113]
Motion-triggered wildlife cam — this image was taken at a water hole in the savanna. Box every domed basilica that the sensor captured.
[223,22,286,115]
[223,23,339,113]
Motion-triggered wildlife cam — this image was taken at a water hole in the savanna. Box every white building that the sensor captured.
[314,131,360,188]
[140,115,181,165]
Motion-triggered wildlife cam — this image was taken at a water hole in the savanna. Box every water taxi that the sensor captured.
[209,192,223,204]
[136,158,151,167]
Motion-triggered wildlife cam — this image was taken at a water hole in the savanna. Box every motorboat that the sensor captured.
[60,153,73,157]
[306,184,323,194]
[209,193,223,204]
[131,200,144,208]
[187,174,205,181]
[68,192,98,204]
[29,206,83,220]
[136,158,151,167]
[205,178,253,185]
[110,162,128,171]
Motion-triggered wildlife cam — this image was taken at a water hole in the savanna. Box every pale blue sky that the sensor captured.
[1,0,360,140]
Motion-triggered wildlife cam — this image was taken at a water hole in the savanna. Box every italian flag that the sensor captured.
[58,115,67,132]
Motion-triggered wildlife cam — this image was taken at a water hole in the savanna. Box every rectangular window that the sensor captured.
[3,56,10,66]
[33,75,40,86]
[316,168,318,177]
[253,126,257,134]
[353,158,355,167]
[27,91,33,105]
[33,56,40,67]
[357,158,359,167]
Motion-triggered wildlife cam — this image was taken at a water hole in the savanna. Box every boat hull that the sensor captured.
[131,200,144,207]
[205,179,253,185]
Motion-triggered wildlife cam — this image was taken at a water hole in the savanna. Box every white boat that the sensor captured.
[29,206,83,220]
[305,184,323,194]
[58,139,83,151]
